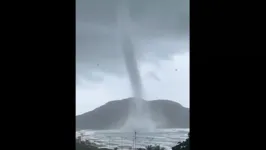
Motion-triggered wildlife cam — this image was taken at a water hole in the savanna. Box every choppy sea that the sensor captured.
[76,128,189,150]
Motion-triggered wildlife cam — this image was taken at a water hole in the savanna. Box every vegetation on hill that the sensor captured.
[76,98,189,130]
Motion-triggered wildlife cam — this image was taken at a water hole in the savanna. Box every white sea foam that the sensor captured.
[76,128,189,150]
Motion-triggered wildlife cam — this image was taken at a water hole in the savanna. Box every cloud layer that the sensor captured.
[76,0,189,81]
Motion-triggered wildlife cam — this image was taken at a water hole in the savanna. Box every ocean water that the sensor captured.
[76,128,189,150]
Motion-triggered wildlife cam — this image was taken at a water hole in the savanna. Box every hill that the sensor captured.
[76,98,189,130]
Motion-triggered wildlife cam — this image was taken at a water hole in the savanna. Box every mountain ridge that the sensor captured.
[76,97,189,130]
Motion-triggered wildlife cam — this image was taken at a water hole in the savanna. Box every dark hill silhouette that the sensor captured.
[76,98,189,130]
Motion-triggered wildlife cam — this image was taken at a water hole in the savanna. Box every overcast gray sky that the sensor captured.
[76,0,189,115]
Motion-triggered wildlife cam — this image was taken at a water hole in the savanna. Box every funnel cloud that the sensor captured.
[121,35,143,99]
[116,0,157,131]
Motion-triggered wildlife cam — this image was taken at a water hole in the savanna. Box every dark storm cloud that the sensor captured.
[76,0,189,81]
